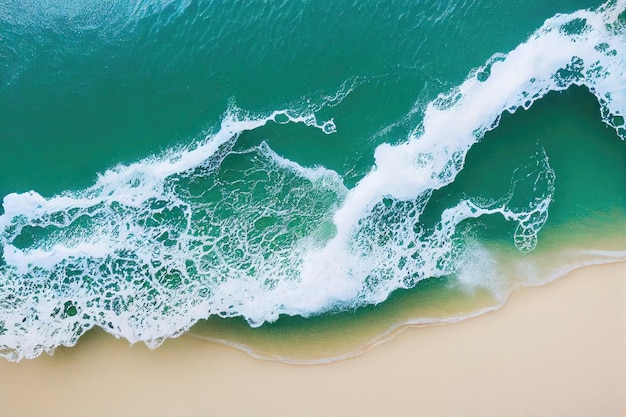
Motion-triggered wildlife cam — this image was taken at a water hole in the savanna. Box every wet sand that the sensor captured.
[0,262,624,417]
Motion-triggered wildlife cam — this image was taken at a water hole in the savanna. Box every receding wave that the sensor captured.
[1,0,626,361]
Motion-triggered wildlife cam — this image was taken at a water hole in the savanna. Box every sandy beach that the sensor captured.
[0,262,624,417]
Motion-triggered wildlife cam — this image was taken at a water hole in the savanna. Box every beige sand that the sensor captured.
[0,262,624,417]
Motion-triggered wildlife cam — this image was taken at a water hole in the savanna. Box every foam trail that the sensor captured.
[278,1,626,317]
[0,108,335,229]
[0,104,344,360]
[334,1,626,236]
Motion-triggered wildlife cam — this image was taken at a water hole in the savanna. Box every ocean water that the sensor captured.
[2,0,626,362]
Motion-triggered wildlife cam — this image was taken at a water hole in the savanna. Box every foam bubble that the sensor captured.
[0,102,351,360]
[335,1,626,235]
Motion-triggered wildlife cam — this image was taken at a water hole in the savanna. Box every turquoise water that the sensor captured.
[2,0,626,361]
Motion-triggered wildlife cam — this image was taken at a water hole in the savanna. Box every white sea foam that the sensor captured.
[2,0,626,361]
[0,0,192,30]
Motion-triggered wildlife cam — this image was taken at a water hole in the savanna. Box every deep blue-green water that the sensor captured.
[2,0,626,361]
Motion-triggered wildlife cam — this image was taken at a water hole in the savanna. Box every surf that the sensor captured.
[1,0,626,362]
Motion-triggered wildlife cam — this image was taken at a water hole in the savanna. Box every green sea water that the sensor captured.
[1,0,626,361]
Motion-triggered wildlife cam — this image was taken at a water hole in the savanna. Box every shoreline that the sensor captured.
[187,243,626,365]
[0,262,624,417]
